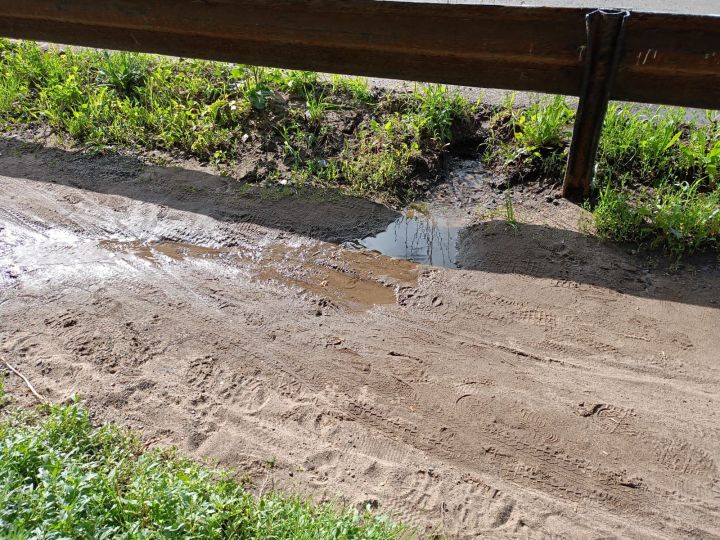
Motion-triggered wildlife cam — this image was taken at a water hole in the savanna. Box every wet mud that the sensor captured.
[1,138,720,538]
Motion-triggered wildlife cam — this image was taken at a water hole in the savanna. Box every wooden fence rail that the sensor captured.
[1,1,719,198]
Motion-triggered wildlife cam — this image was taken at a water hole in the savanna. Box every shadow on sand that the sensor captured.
[0,137,400,244]
[458,220,719,309]
[1,137,718,308]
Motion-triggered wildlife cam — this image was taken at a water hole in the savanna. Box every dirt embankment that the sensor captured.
[1,138,719,538]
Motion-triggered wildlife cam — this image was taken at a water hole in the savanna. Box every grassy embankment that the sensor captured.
[0,40,718,257]
[0,376,406,539]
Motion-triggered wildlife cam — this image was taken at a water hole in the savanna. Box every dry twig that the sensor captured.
[2,359,46,403]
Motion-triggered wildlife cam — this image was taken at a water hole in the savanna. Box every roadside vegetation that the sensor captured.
[0,39,479,204]
[0,379,406,539]
[1,39,718,257]
[485,97,720,256]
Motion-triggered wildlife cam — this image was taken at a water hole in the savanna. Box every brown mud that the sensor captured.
[1,138,719,538]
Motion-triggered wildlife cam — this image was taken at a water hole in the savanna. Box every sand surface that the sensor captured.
[1,138,719,538]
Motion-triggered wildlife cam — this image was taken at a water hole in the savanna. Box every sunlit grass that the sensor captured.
[593,180,720,256]
[0,39,479,205]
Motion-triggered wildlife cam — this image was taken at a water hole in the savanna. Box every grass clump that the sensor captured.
[591,106,720,257]
[484,94,720,257]
[410,84,471,144]
[513,95,573,177]
[514,95,574,150]
[485,95,574,180]
[0,395,406,539]
[338,84,474,200]
[330,75,375,104]
[593,180,720,256]
[0,40,481,205]
[341,114,423,200]
[596,105,720,190]
[597,104,686,183]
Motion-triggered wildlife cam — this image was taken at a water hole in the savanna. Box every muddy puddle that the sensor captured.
[348,209,463,268]
[257,265,398,311]
[342,158,486,268]
[95,209,457,312]
[256,245,418,311]
[97,238,418,311]
[99,240,237,263]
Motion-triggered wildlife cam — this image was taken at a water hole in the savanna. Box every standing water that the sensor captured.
[351,209,463,268]
[346,160,489,268]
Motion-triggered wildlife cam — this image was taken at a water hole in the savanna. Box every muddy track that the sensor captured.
[1,138,719,538]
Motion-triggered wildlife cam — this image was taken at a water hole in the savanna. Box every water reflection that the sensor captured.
[352,210,462,268]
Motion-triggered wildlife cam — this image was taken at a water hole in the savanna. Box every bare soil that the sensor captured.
[1,137,719,539]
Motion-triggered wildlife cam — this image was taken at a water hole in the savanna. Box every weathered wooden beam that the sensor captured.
[563,9,629,200]
[0,1,589,96]
[1,1,719,109]
[614,12,720,110]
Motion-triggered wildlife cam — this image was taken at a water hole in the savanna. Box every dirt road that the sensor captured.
[1,138,719,538]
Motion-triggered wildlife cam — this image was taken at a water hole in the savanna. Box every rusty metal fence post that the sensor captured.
[563,9,629,200]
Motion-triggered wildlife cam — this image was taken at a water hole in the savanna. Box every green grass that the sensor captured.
[504,188,518,229]
[514,95,574,150]
[591,106,720,257]
[593,180,720,256]
[0,385,407,539]
[490,97,719,190]
[484,95,573,179]
[598,104,685,183]
[0,39,475,205]
[483,95,720,257]
[329,75,374,104]
[409,84,471,144]
[340,114,423,200]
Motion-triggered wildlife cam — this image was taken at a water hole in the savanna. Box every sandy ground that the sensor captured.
[1,137,719,538]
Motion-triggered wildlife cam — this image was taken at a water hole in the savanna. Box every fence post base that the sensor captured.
[563,9,629,201]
